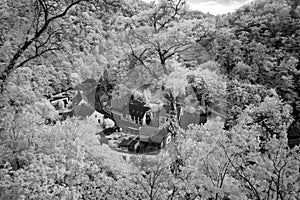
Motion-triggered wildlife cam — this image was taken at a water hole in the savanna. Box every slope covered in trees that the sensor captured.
[0,0,300,199]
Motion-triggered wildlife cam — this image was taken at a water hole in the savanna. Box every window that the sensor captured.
[145,114,151,125]
[95,115,97,118]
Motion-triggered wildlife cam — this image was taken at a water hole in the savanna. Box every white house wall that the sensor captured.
[88,111,104,125]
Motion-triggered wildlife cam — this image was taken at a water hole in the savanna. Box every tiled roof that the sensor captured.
[72,92,89,106]
[74,104,94,118]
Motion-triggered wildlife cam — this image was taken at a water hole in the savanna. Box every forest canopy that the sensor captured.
[0,0,300,199]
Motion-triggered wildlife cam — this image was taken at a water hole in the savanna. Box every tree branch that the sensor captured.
[0,0,84,93]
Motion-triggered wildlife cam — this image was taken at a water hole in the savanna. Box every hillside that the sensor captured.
[1,0,300,199]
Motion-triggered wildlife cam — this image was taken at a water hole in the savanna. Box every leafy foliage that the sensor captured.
[1,0,300,199]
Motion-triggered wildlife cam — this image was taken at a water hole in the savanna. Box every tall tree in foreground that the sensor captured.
[0,0,81,92]
[0,0,119,94]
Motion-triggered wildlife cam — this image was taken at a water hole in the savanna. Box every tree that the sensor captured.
[219,0,300,141]
[176,120,247,200]
[0,0,86,93]
[224,96,300,200]
[120,0,198,80]
[0,117,134,199]
[0,0,120,93]
[173,95,299,200]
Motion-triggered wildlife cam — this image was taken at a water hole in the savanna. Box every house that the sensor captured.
[88,110,104,125]
[74,78,97,91]
[59,109,74,120]
[111,95,132,121]
[118,136,139,152]
[111,95,147,133]
[128,139,139,152]
[49,91,73,113]
[139,126,171,150]
[72,92,89,107]
[73,102,104,129]
[73,103,95,118]
[109,90,204,134]
[139,126,159,142]
[151,128,171,147]
[73,78,97,109]
[50,95,71,110]
[158,105,169,126]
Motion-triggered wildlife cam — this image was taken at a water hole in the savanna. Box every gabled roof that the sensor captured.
[74,79,97,91]
[74,104,94,118]
[72,92,89,106]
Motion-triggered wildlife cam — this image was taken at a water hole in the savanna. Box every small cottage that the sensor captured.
[73,104,95,118]
[88,110,104,125]
[50,95,71,110]
[118,136,139,152]
[139,126,171,150]
[74,78,97,91]
[72,92,89,107]
[73,103,103,125]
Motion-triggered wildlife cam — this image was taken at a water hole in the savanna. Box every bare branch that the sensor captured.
[16,47,60,69]
[220,143,262,200]
[156,0,184,32]
[38,0,48,22]
[0,0,84,93]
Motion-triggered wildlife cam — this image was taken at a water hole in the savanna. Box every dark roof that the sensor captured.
[96,128,115,136]
[139,126,160,137]
[129,139,139,146]
[118,139,132,147]
[74,104,94,118]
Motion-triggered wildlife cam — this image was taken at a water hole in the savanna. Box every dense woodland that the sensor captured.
[0,0,300,199]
